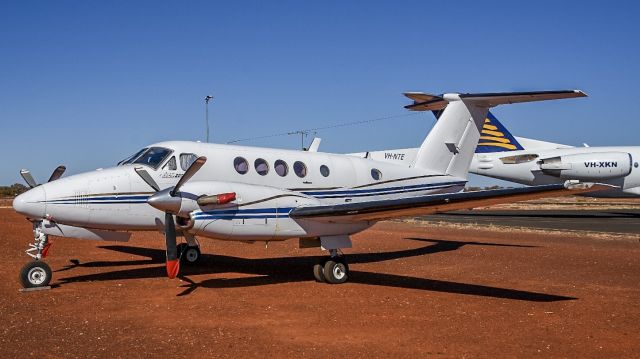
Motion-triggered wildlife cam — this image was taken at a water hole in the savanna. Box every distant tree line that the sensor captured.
[0,183,28,197]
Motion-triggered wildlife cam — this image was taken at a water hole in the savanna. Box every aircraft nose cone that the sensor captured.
[13,186,46,219]
[147,188,181,214]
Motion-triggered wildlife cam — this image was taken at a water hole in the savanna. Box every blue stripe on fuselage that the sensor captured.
[44,195,151,204]
[302,181,466,198]
[311,184,463,199]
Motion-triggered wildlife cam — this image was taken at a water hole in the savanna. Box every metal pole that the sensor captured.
[205,95,213,143]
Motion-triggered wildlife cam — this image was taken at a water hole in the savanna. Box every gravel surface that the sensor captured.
[1,208,639,358]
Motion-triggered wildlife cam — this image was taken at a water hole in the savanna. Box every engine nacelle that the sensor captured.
[538,152,632,180]
[173,181,372,240]
[176,181,320,240]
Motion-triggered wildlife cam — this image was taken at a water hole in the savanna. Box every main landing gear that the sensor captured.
[313,249,350,284]
[177,243,201,264]
[19,222,52,288]
[177,234,202,265]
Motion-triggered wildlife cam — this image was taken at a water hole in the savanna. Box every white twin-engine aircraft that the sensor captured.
[14,90,609,289]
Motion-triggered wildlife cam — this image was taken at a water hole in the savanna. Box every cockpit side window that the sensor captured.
[131,147,173,169]
[180,153,199,171]
[162,156,177,170]
[118,148,147,166]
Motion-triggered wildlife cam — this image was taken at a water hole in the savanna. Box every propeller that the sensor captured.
[134,156,207,279]
[20,165,66,188]
[164,212,179,278]
[171,156,206,196]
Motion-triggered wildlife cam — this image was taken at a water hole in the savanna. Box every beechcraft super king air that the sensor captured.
[13,90,611,289]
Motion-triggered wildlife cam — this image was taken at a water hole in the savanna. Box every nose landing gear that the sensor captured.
[20,261,52,288]
[20,222,52,289]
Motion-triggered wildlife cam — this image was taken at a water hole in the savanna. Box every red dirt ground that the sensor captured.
[1,208,639,358]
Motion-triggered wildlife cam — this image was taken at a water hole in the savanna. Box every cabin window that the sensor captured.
[180,153,199,170]
[320,165,330,177]
[131,147,173,169]
[162,156,177,171]
[275,160,288,177]
[294,161,307,178]
[371,168,382,180]
[255,158,269,176]
[234,157,249,174]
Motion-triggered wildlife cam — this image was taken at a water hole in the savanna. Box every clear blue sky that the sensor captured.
[1,1,639,186]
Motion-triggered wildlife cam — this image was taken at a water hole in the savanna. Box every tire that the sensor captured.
[181,246,201,264]
[323,259,349,284]
[20,261,52,288]
[313,263,326,282]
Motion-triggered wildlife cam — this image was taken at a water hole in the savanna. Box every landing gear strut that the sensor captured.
[20,222,52,288]
[313,249,349,284]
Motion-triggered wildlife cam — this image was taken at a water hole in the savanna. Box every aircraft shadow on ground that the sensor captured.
[55,238,574,302]
[433,210,640,220]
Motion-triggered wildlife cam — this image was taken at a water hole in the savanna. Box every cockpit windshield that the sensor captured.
[118,147,173,169]
[117,148,147,166]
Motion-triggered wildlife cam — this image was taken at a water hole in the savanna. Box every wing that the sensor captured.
[289,183,614,223]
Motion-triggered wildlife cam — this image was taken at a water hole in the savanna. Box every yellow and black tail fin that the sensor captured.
[475,111,524,153]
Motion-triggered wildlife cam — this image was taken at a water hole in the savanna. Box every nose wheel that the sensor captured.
[20,221,53,289]
[20,261,52,288]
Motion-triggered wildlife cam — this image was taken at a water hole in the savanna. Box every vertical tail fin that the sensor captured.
[404,90,586,179]
[475,111,524,153]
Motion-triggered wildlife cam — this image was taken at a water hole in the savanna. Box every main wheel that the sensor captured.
[313,262,326,282]
[181,246,201,264]
[20,261,52,288]
[323,259,349,284]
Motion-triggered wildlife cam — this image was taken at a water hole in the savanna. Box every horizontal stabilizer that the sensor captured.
[404,90,587,112]
[290,182,614,223]
[403,93,447,111]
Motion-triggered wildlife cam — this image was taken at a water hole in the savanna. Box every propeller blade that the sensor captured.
[164,212,180,279]
[171,156,207,196]
[19,170,38,188]
[134,167,160,192]
[47,165,66,182]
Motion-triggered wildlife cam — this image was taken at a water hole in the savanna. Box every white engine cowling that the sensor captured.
[539,152,632,180]
[174,181,372,241]
[176,181,321,240]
